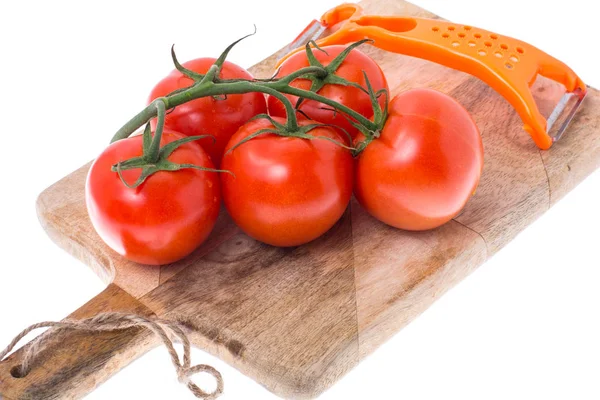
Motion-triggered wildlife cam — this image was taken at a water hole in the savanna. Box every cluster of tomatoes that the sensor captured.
[85,43,484,266]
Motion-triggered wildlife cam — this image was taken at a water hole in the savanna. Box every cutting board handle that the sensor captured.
[0,284,159,400]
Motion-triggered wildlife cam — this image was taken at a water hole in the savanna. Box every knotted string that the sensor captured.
[0,313,223,399]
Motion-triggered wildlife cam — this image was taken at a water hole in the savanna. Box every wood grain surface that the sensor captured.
[1,0,599,399]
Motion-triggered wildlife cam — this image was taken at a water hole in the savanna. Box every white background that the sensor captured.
[0,1,599,399]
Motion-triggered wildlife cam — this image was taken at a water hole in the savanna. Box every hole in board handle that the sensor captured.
[11,365,26,379]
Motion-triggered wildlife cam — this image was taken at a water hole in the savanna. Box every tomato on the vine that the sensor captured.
[354,88,484,231]
[268,45,388,138]
[221,117,354,247]
[85,130,221,265]
[148,58,267,166]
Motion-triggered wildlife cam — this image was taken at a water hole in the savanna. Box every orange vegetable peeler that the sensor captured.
[277,3,588,150]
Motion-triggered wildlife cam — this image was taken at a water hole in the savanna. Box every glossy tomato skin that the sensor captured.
[221,118,354,247]
[148,58,267,167]
[268,45,388,138]
[85,131,221,265]
[355,89,484,231]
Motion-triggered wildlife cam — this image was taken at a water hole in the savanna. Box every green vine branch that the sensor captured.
[109,34,388,188]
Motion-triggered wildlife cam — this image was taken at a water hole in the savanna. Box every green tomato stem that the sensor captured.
[274,66,327,84]
[271,84,377,131]
[147,99,166,162]
[113,104,160,143]
[111,64,379,143]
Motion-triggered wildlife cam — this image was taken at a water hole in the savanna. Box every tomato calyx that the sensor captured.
[226,114,355,154]
[294,39,372,109]
[111,103,229,189]
[169,29,257,85]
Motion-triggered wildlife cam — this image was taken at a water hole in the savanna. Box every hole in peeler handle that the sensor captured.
[323,4,357,26]
[355,16,418,33]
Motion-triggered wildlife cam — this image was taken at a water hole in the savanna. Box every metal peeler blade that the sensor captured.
[547,86,589,143]
[276,20,326,62]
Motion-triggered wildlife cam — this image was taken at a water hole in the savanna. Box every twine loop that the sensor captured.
[0,312,223,399]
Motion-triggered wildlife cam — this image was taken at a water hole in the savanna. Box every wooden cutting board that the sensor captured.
[1,1,599,399]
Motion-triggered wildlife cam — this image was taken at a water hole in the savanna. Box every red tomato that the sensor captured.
[85,131,221,265]
[221,117,354,247]
[354,89,484,231]
[148,58,267,166]
[268,45,388,138]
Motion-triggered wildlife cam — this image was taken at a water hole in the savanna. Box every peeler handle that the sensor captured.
[313,4,587,150]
